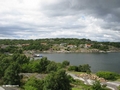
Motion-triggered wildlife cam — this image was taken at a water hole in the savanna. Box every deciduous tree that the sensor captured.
[44,70,71,90]
[3,63,21,85]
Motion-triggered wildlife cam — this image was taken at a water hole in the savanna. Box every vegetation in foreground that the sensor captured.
[96,71,119,81]
[0,46,120,90]
[0,52,92,90]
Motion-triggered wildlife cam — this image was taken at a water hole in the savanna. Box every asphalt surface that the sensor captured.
[0,87,5,90]
[0,87,19,90]
[4,88,19,90]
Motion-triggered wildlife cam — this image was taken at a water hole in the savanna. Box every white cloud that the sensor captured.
[0,0,120,42]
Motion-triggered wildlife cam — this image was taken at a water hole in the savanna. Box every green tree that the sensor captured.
[22,60,40,73]
[44,70,71,90]
[68,66,78,71]
[62,60,70,67]
[3,63,21,85]
[0,56,12,78]
[92,80,102,90]
[39,57,50,73]
[24,77,43,90]
[12,53,30,64]
[21,59,39,73]
[21,63,31,73]
[30,61,40,73]
[46,61,58,73]
[80,64,91,73]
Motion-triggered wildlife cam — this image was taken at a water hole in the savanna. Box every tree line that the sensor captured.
[0,38,120,52]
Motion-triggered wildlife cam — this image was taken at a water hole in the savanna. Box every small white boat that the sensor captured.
[34,54,43,57]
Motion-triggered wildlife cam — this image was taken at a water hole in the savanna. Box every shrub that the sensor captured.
[96,71,118,80]
[68,66,78,71]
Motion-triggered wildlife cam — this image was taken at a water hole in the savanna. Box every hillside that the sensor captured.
[0,38,120,55]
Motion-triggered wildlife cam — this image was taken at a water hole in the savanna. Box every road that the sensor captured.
[0,87,19,90]
[0,87,5,90]
[67,72,120,90]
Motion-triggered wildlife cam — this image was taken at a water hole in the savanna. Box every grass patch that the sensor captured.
[71,79,91,90]
[67,71,85,75]
[72,87,81,90]
[117,79,120,82]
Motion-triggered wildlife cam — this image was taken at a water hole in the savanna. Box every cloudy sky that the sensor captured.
[0,0,120,41]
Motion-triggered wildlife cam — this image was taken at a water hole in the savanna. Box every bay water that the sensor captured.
[37,52,120,73]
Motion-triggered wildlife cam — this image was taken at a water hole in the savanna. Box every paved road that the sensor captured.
[106,82,120,90]
[1,87,19,90]
[67,72,120,90]
[0,87,19,90]
[107,83,118,90]
[101,82,118,90]
[0,87,5,90]
[67,73,84,81]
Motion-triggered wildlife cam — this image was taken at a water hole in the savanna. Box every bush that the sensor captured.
[96,71,118,80]
[68,66,78,71]
[62,60,70,67]
[24,77,43,90]
[92,80,102,90]
[78,64,91,73]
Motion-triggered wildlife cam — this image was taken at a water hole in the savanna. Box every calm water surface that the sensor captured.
[39,53,120,73]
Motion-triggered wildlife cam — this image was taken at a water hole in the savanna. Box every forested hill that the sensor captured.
[0,38,120,54]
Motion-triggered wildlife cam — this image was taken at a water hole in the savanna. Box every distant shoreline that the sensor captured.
[24,50,120,58]
[35,50,120,54]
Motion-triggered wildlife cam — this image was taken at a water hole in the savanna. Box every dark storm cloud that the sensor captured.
[42,0,120,17]
[41,0,120,30]
[101,22,120,31]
